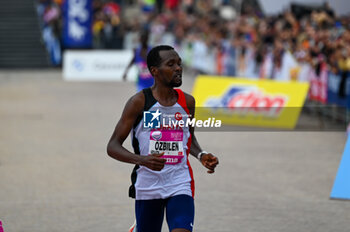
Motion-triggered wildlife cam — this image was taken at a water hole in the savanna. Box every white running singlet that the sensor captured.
[129,88,195,200]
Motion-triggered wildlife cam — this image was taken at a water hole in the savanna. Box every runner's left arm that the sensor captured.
[185,93,219,174]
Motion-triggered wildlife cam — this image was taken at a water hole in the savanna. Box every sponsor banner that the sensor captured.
[309,64,328,104]
[192,75,309,129]
[62,0,92,48]
[63,50,137,81]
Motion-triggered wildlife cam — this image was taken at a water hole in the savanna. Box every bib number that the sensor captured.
[149,130,184,165]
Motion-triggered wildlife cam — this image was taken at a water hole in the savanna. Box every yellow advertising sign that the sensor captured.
[192,76,310,129]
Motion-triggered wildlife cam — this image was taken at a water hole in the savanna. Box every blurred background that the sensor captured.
[2,0,350,125]
[1,1,350,232]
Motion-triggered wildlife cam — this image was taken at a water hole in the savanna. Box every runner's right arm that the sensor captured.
[107,92,166,171]
[122,49,136,81]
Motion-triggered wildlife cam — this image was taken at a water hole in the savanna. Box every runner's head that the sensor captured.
[147,45,174,72]
[147,45,183,87]
[140,30,149,47]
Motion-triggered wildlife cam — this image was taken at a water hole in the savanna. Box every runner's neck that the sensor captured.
[151,86,178,107]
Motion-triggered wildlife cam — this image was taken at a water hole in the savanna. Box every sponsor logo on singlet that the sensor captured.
[175,112,182,120]
[143,110,161,129]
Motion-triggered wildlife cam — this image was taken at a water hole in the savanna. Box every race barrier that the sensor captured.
[192,75,309,129]
[63,50,137,81]
[330,136,350,200]
[327,72,350,108]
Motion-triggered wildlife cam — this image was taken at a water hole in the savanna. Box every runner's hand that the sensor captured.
[141,152,166,171]
[200,153,219,174]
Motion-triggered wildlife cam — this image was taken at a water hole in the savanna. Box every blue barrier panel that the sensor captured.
[327,72,347,107]
[346,73,350,109]
[62,0,92,48]
[330,136,350,200]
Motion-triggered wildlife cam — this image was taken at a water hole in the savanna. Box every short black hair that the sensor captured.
[147,45,174,73]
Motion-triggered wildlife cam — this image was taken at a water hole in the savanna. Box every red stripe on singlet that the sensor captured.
[175,89,195,197]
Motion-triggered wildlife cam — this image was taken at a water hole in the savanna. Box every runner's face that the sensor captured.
[157,50,182,87]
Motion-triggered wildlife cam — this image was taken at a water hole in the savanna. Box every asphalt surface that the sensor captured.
[0,70,349,232]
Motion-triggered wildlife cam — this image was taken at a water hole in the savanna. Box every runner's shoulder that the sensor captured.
[182,91,195,108]
[124,91,145,115]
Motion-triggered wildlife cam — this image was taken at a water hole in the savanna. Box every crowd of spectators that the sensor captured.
[122,0,350,108]
[128,1,349,79]
[36,0,350,105]
[91,0,124,49]
[36,0,124,65]
[36,0,62,65]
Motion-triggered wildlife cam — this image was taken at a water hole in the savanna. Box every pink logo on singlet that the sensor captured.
[151,131,162,141]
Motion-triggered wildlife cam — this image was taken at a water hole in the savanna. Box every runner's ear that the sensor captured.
[150,66,158,77]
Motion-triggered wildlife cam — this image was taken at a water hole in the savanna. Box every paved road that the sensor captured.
[0,70,349,232]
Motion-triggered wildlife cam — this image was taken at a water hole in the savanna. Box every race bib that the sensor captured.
[149,130,184,165]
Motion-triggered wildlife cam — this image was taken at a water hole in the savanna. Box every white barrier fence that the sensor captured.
[63,50,137,81]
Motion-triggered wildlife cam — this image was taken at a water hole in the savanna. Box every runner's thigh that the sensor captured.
[166,195,195,232]
[135,199,165,232]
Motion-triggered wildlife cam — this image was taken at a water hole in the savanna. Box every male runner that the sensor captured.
[107,45,219,232]
[123,31,154,92]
